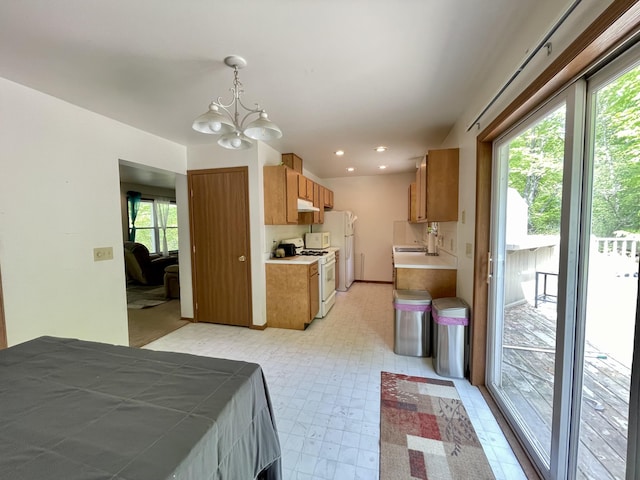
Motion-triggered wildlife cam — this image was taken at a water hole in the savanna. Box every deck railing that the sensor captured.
[593,237,640,259]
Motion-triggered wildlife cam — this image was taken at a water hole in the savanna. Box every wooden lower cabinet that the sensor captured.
[266,262,319,330]
[394,268,457,299]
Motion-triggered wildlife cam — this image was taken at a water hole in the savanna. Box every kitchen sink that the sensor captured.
[394,246,427,252]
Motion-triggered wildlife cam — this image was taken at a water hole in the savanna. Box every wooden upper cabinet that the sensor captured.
[416,156,427,221]
[299,183,329,225]
[281,153,303,173]
[306,178,314,200]
[426,148,459,222]
[313,184,324,224]
[296,174,314,201]
[323,188,334,209]
[414,148,459,223]
[264,165,299,225]
[408,182,417,223]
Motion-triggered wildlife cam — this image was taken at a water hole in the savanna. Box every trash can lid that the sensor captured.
[393,289,432,305]
[433,297,469,318]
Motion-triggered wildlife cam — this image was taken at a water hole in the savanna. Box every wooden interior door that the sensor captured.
[188,167,252,327]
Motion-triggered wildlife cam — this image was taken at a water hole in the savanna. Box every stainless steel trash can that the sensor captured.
[433,297,469,378]
[393,289,432,357]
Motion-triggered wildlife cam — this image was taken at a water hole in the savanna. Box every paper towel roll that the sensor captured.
[428,233,435,253]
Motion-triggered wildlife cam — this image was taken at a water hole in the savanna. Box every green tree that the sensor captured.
[505,64,640,239]
[508,106,566,235]
[591,65,640,237]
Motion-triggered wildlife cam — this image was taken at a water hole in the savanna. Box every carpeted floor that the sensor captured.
[380,371,495,480]
[127,299,189,348]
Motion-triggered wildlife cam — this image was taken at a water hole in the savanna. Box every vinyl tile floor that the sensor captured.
[145,282,527,480]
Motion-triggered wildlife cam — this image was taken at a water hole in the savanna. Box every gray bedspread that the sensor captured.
[0,336,281,480]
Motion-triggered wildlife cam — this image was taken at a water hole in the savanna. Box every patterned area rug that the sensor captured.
[380,372,495,480]
[127,285,168,309]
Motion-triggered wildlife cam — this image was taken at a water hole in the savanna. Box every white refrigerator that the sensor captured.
[316,210,357,291]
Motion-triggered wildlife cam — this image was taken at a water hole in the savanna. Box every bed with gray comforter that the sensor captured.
[0,336,281,479]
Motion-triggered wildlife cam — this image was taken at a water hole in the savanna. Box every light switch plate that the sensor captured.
[94,247,113,262]
[466,243,473,258]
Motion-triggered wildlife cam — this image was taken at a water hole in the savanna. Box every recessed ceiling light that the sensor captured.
[375,146,387,152]
[379,165,387,170]
[346,167,355,172]
[335,150,345,156]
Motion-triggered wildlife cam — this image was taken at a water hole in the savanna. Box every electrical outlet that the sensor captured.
[93,247,113,262]
[461,210,466,224]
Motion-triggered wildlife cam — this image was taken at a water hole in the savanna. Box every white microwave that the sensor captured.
[305,232,330,249]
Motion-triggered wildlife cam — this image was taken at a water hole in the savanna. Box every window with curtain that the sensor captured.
[128,198,178,255]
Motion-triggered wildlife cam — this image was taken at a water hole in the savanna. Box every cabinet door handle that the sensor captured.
[238,255,246,262]
[487,252,493,284]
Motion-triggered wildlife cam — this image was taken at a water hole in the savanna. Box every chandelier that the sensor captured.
[192,55,282,150]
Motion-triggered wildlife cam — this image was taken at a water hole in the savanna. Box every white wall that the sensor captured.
[0,77,187,347]
[175,174,192,319]
[325,172,414,282]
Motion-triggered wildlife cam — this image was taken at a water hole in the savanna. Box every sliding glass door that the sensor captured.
[487,45,640,479]
[576,54,640,480]
[487,96,569,475]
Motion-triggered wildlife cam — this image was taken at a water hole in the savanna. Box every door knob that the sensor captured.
[238,255,246,262]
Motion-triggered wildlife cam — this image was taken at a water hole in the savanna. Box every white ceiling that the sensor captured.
[0,0,540,179]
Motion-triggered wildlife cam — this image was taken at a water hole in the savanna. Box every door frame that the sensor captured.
[485,82,587,478]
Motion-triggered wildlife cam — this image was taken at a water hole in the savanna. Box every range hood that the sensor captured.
[297,198,319,212]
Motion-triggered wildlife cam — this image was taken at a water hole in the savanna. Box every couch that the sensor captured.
[124,241,178,286]
[164,264,180,299]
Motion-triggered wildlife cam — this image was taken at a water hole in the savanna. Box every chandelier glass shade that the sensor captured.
[192,56,282,150]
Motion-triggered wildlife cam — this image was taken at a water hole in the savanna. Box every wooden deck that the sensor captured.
[500,301,630,480]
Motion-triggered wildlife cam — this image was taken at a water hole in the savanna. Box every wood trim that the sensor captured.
[353,280,393,285]
[472,1,640,386]
[250,323,267,331]
[470,140,493,386]
[480,0,640,142]
[0,266,6,349]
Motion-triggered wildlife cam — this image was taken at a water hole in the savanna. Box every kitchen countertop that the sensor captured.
[265,256,319,265]
[392,245,458,269]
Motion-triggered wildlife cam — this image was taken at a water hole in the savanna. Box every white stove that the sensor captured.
[282,238,336,318]
[299,249,329,256]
